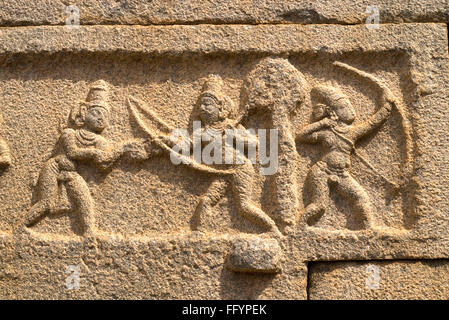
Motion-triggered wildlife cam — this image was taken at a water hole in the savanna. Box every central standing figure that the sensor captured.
[129,75,282,237]
[192,75,282,237]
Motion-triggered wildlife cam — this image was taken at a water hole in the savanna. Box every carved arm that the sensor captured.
[351,92,394,140]
[62,129,104,161]
[296,118,333,143]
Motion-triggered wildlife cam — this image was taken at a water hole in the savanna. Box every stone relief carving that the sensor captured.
[19,80,147,237]
[128,74,282,238]
[10,57,412,251]
[297,61,407,231]
[297,83,392,229]
[0,19,445,300]
[242,57,307,229]
[0,111,11,170]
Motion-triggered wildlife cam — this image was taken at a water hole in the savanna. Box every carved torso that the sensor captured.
[200,124,256,171]
[319,126,354,171]
[51,128,109,172]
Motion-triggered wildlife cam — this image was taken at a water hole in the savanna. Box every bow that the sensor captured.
[127,96,234,176]
[333,61,413,190]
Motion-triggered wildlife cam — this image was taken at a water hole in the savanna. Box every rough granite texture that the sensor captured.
[0,1,448,25]
[309,260,449,299]
[0,2,448,300]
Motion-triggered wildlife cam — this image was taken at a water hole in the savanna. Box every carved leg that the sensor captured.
[336,174,375,229]
[192,178,228,231]
[64,172,96,236]
[23,201,49,227]
[301,164,330,225]
[22,160,59,227]
[232,166,281,237]
[0,138,11,168]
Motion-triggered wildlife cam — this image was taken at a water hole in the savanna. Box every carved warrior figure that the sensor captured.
[296,62,397,230]
[243,57,307,227]
[128,74,282,237]
[21,80,146,236]
[0,112,11,169]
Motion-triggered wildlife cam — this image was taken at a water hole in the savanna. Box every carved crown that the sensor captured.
[200,74,223,102]
[83,80,110,111]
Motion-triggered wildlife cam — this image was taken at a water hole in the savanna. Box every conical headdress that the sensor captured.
[82,80,110,112]
[69,80,110,128]
[199,74,223,102]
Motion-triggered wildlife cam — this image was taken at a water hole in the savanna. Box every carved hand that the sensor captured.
[240,104,251,120]
[57,171,76,182]
[157,134,175,148]
[144,139,163,156]
[320,117,337,128]
[93,149,112,164]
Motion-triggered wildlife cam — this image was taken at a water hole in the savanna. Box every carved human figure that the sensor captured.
[192,75,283,237]
[21,80,146,236]
[242,57,307,227]
[128,74,282,237]
[0,112,11,169]
[296,72,396,229]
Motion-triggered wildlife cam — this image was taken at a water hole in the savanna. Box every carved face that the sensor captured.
[334,99,356,124]
[84,106,109,133]
[312,103,328,121]
[199,96,220,125]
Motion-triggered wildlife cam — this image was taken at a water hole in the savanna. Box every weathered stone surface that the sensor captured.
[0,24,446,56]
[0,234,306,299]
[228,237,281,273]
[0,20,447,300]
[0,0,448,26]
[309,260,449,299]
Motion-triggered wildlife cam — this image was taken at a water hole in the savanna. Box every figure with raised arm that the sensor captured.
[297,63,396,229]
[129,75,282,237]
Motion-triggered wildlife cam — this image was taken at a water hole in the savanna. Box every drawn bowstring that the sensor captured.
[329,126,399,189]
